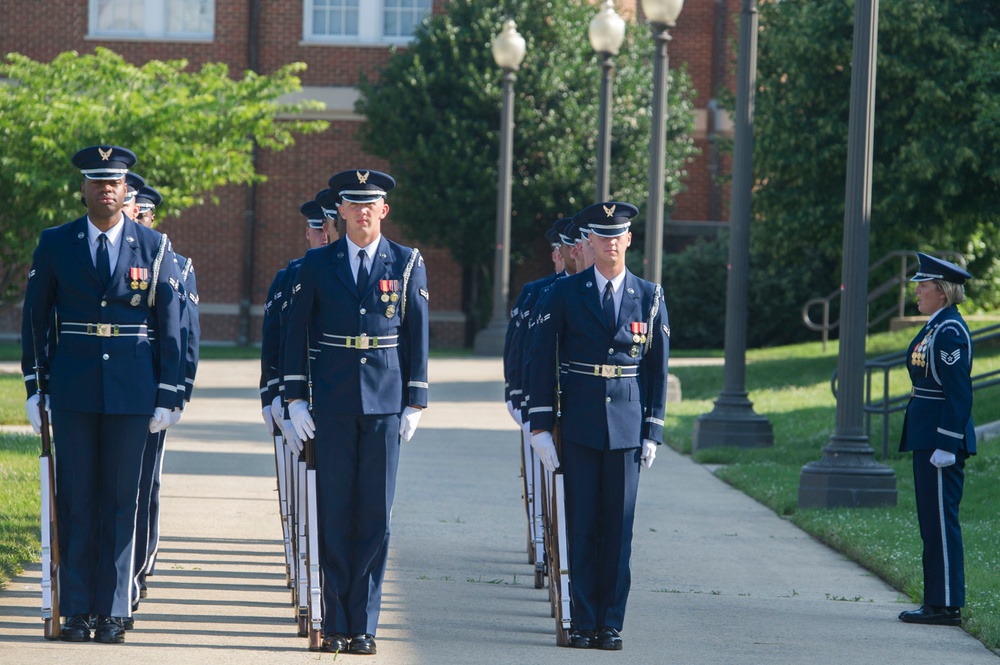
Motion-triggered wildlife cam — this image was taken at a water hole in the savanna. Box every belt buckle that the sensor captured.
[96,323,112,337]
[601,364,618,379]
[357,334,370,350]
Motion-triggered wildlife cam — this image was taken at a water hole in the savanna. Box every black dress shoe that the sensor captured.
[568,629,595,649]
[94,616,126,644]
[596,627,623,650]
[60,615,91,642]
[123,616,135,631]
[898,605,961,626]
[139,581,148,599]
[321,633,349,653]
[349,634,377,655]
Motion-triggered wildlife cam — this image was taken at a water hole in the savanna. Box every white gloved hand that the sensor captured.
[149,407,172,433]
[930,449,957,468]
[270,396,284,432]
[25,394,51,435]
[283,420,304,455]
[288,400,315,441]
[400,406,423,442]
[641,439,658,469]
[530,431,560,473]
[262,406,274,432]
[506,400,523,426]
[168,408,183,427]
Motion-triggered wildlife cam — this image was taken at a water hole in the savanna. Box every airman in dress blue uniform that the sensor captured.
[283,169,429,655]
[21,146,183,644]
[898,252,975,627]
[130,185,200,624]
[528,201,669,651]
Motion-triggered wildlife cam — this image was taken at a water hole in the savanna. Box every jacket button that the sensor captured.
[101,300,107,307]
[360,357,367,365]
[103,354,110,360]
[608,348,614,355]
[605,396,611,403]
[360,308,367,315]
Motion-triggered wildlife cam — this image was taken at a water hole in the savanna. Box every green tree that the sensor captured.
[357,0,698,325]
[0,47,327,307]
[750,0,1000,344]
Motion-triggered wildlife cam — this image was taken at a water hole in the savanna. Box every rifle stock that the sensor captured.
[31,314,60,639]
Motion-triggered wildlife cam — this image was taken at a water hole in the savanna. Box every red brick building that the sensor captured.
[0,0,735,347]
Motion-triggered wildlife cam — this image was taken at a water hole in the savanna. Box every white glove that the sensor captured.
[288,400,315,441]
[641,439,658,469]
[400,406,423,442]
[530,431,560,473]
[168,408,183,427]
[506,400,523,426]
[270,396,284,432]
[25,394,51,435]
[262,406,274,432]
[283,420,304,455]
[149,407,172,433]
[930,449,956,468]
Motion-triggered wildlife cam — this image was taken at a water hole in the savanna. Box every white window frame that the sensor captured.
[303,0,430,46]
[88,0,215,41]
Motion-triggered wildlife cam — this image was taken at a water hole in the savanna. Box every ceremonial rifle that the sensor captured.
[32,318,60,639]
[302,332,323,649]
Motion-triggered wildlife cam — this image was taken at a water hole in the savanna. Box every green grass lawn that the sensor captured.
[665,325,1000,650]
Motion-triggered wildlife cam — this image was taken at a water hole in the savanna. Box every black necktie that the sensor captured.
[357,250,369,296]
[603,281,616,331]
[97,233,111,288]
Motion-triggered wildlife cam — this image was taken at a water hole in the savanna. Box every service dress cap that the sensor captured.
[72,145,137,180]
[575,201,639,237]
[124,172,146,202]
[544,226,561,248]
[315,188,339,220]
[328,169,395,204]
[135,185,162,210]
[300,200,327,229]
[911,252,972,285]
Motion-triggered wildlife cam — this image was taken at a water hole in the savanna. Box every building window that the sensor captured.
[304,0,431,44]
[90,0,214,39]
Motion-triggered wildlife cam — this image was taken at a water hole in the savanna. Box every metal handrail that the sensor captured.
[831,322,1000,458]
[803,250,967,351]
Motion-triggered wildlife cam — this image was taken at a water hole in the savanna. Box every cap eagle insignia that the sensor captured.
[603,204,616,217]
[357,170,370,184]
[98,147,113,161]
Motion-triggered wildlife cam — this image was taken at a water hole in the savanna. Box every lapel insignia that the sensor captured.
[585,281,593,288]
[77,232,85,239]
[603,204,615,217]
[98,147,112,161]
[357,170,370,184]
[125,236,135,243]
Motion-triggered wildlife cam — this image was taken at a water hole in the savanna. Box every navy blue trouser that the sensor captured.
[313,411,400,636]
[912,449,967,608]
[52,410,149,618]
[134,429,167,601]
[562,438,641,631]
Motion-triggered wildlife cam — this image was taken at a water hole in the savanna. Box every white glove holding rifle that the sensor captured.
[530,431,560,473]
[288,399,315,442]
[25,394,51,435]
[149,407,172,433]
[400,406,423,442]
[270,395,284,434]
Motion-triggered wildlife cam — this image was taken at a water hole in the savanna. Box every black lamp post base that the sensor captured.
[798,458,897,509]
[691,391,774,452]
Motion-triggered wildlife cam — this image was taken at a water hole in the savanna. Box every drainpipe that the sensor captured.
[238,0,262,345]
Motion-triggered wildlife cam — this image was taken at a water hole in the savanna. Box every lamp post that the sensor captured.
[473,20,526,356]
[640,0,683,286]
[589,0,626,204]
[691,0,773,451]
[798,0,896,508]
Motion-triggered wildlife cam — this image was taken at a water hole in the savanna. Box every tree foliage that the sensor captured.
[357,0,698,323]
[750,0,1000,343]
[0,47,328,307]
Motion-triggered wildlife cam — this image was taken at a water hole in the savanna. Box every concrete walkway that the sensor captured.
[0,358,996,664]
